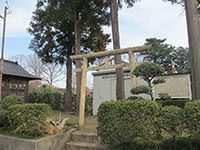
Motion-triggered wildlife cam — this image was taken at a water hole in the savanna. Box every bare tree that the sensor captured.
[9,54,65,86]
[42,63,65,86]
[9,54,28,70]
[26,55,46,77]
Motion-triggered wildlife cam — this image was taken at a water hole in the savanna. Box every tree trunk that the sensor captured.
[184,0,200,99]
[64,55,72,112]
[74,9,82,112]
[110,0,125,100]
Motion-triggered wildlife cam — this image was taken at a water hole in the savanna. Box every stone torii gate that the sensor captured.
[70,45,151,126]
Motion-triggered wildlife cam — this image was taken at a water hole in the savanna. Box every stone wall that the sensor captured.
[0,128,76,150]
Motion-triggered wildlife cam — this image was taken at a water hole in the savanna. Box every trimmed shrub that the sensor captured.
[7,103,51,136]
[157,100,188,109]
[0,104,8,127]
[97,100,161,146]
[2,94,23,109]
[28,88,64,111]
[27,91,43,103]
[52,92,64,110]
[184,100,200,136]
[160,106,184,138]
[110,137,200,150]
[131,85,152,95]
[158,93,171,100]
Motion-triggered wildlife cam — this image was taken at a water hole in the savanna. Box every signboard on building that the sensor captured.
[153,73,192,100]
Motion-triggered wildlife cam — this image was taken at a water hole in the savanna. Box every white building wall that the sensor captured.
[92,71,192,115]
[92,71,149,115]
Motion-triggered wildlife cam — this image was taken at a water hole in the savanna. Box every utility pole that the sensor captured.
[0,6,8,98]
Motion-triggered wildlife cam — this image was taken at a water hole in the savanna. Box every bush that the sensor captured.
[0,104,8,127]
[27,91,43,103]
[2,95,24,109]
[160,106,184,138]
[184,100,200,136]
[157,100,188,109]
[85,98,93,115]
[112,140,159,150]
[158,93,171,100]
[159,138,193,150]
[97,100,161,146]
[28,88,64,111]
[52,92,64,110]
[190,135,200,150]
[7,103,51,136]
[71,93,93,115]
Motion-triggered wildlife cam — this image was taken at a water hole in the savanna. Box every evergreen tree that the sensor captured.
[139,38,190,74]
[28,0,110,112]
[172,46,190,73]
[143,38,174,73]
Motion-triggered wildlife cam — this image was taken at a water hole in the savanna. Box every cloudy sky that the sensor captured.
[0,0,188,88]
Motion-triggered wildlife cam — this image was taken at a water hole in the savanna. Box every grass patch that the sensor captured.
[65,121,79,127]
[0,128,47,139]
[80,128,91,132]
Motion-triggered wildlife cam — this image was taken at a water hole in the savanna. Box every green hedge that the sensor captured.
[97,99,200,149]
[112,140,159,150]
[160,138,192,150]
[184,100,200,136]
[159,137,200,150]
[0,95,24,127]
[2,95,24,109]
[157,100,189,109]
[0,104,8,127]
[97,100,161,145]
[160,106,184,139]
[28,88,64,111]
[112,137,200,150]
[8,103,51,136]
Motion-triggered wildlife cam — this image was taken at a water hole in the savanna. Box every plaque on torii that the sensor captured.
[70,45,151,126]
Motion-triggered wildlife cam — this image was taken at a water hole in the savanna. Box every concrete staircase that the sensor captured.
[65,131,109,150]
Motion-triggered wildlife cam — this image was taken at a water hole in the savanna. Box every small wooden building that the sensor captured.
[1,60,41,101]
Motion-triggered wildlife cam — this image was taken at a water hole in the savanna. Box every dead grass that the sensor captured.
[49,111,98,132]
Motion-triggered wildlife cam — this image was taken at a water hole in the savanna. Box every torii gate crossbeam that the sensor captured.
[70,45,151,126]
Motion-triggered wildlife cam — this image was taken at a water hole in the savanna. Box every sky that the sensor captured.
[0,0,188,88]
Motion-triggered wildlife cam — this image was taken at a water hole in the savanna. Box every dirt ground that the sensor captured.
[49,111,98,132]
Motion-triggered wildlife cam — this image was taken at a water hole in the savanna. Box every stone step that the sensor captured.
[65,141,109,150]
[71,131,100,143]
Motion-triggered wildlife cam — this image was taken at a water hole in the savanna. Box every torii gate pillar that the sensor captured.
[70,45,151,126]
